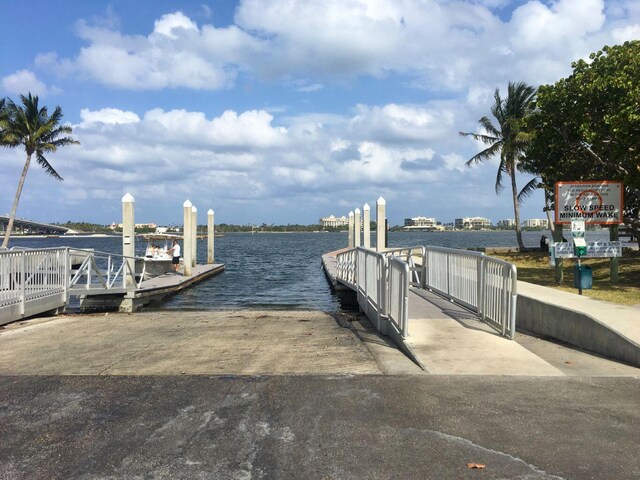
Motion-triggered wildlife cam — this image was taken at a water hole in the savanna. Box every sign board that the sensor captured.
[552,241,622,258]
[555,181,623,225]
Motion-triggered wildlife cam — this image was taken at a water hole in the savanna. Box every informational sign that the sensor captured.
[571,219,586,249]
[555,181,623,225]
[552,241,622,258]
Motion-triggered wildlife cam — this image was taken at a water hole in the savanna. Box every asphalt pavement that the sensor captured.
[1,375,638,480]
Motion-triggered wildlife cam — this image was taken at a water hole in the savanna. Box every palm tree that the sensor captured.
[2,93,79,248]
[459,81,536,251]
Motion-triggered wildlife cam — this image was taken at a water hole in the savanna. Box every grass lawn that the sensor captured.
[491,250,640,306]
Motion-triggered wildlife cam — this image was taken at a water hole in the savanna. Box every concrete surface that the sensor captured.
[407,289,565,375]
[1,375,639,479]
[0,311,381,375]
[517,281,640,367]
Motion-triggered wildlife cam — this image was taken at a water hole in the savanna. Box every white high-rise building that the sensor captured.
[319,215,349,228]
[522,218,549,228]
[454,217,492,230]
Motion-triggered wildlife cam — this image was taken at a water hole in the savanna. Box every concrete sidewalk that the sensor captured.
[518,281,640,367]
[405,289,564,375]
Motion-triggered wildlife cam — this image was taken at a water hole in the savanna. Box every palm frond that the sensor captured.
[465,141,502,166]
[518,177,540,202]
[35,152,63,180]
[495,159,507,194]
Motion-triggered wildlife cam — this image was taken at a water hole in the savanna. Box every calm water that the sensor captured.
[7,230,610,312]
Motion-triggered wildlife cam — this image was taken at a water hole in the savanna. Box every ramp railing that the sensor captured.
[420,246,517,338]
[68,248,145,292]
[1,247,147,325]
[339,247,410,338]
[1,247,68,323]
[387,256,409,337]
[335,245,517,339]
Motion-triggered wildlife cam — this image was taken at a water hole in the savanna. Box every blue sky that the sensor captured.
[1,0,638,227]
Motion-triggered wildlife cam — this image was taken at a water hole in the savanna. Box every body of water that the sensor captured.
[6,230,611,312]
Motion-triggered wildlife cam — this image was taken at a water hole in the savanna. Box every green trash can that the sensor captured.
[573,265,592,289]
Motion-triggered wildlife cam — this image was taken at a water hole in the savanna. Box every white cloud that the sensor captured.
[79,108,140,126]
[30,1,639,94]
[1,70,58,97]
[612,24,640,42]
[153,11,198,39]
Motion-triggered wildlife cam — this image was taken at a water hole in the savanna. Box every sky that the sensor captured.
[1,0,638,227]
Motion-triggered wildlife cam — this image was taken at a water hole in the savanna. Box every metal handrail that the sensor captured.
[420,246,517,338]
[335,244,518,339]
[68,247,146,291]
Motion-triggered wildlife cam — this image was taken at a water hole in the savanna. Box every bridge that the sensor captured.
[0,215,72,235]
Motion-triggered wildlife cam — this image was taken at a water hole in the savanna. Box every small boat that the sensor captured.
[136,233,183,278]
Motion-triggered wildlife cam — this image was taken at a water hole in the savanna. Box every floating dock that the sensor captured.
[79,263,225,312]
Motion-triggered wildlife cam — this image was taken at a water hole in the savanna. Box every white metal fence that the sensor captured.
[335,245,517,339]
[0,248,68,319]
[1,247,145,325]
[420,246,517,338]
[343,247,411,338]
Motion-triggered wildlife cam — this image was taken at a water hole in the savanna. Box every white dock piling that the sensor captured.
[348,211,354,248]
[208,209,214,264]
[354,208,361,248]
[121,193,135,287]
[191,205,197,267]
[183,200,193,277]
[363,203,370,249]
[376,197,386,252]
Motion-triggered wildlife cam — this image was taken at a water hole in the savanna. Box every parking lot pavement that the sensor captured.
[1,375,639,480]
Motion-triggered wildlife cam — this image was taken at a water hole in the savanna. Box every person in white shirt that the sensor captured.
[168,240,181,272]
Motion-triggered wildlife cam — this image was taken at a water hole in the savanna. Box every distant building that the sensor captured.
[403,216,441,230]
[497,219,516,228]
[454,217,491,230]
[319,215,348,228]
[110,222,157,230]
[522,218,549,228]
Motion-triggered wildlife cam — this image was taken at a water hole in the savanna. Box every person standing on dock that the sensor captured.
[169,240,181,273]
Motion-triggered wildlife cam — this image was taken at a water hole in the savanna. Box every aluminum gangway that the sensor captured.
[0,247,143,325]
[334,246,518,341]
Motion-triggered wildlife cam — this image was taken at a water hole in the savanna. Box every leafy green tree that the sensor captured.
[460,81,537,250]
[522,40,640,237]
[2,94,79,248]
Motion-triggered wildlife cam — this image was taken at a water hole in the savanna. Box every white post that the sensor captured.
[376,196,386,252]
[363,203,370,249]
[354,208,361,248]
[348,211,354,248]
[208,209,214,264]
[191,205,197,267]
[121,193,135,287]
[183,200,192,276]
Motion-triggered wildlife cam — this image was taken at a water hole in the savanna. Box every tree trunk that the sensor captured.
[510,172,526,251]
[544,189,555,235]
[610,224,619,284]
[2,154,32,248]
[552,223,564,284]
